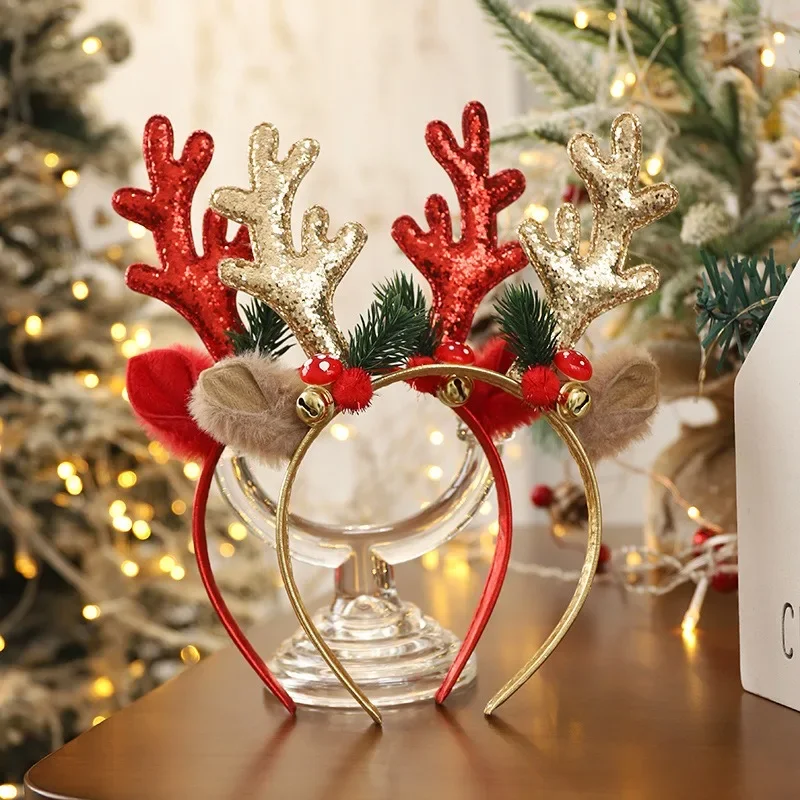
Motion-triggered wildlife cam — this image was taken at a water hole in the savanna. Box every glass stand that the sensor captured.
[268,545,476,708]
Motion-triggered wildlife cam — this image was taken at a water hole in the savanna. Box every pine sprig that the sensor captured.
[374,272,440,356]
[227,299,293,357]
[494,283,559,368]
[696,249,788,372]
[348,275,431,372]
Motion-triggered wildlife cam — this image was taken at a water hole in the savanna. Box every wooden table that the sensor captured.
[24,541,800,799]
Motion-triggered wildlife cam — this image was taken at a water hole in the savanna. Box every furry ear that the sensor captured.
[189,352,307,466]
[572,346,659,462]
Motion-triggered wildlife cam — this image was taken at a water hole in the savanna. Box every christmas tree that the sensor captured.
[0,2,276,787]
[477,0,799,543]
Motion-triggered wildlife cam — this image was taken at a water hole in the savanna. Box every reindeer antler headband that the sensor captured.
[114,103,677,724]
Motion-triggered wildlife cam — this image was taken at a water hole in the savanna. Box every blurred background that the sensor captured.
[1,0,798,790]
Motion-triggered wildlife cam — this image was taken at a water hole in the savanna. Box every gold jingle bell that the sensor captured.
[556,381,592,421]
[437,374,473,407]
[296,386,335,426]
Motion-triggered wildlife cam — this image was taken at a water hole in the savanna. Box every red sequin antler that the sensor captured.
[112,116,250,361]
[392,101,527,343]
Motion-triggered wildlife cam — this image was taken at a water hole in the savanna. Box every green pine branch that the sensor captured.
[477,0,597,104]
[227,299,293,358]
[696,249,788,372]
[348,274,433,372]
[494,283,559,368]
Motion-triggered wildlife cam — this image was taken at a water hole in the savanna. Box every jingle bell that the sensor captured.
[556,381,592,421]
[296,386,335,426]
[437,375,473,407]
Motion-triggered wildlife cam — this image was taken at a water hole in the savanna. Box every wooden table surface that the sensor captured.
[24,540,800,799]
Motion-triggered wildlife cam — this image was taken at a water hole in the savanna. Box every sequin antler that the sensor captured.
[210,124,367,359]
[519,113,679,348]
[112,116,249,361]
[392,101,527,342]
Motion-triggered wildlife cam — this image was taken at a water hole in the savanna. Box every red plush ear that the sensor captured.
[127,345,218,459]
[466,337,539,438]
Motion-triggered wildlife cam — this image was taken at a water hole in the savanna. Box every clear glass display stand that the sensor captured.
[215,422,495,708]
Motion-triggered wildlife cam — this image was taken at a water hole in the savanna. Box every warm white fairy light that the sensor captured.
[645,154,664,176]
[120,559,139,577]
[687,506,701,521]
[91,676,115,698]
[0,635,6,652]
[180,645,201,664]
[761,47,776,68]
[92,715,106,726]
[428,429,445,446]
[170,565,186,581]
[219,542,235,558]
[479,501,492,516]
[57,461,76,479]
[82,604,101,620]
[127,221,147,239]
[120,339,139,358]
[43,152,60,168]
[524,203,549,223]
[15,553,37,579]
[159,555,176,573]
[61,169,80,188]
[81,36,102,55]
[228,522,248,541]
[108,499,126,517]
[573,9,589,29]
[183,462,201,480]
[171,499,187,515]
[71,280,89,300]
[609,78,626,98]
[421,550,440,570]
[110,322,127,341]
[330,423,350,441]
[65,474,83,495]
[132,520,151,540]
[133,327,151,348]
[773,31,786,44]
[624,71,637,86]
[112,515,132,533]
[426,465,443,481]
[24,314,43,337]
[83,372,100,389]
[117,470,137,488]
[0,784,18,800]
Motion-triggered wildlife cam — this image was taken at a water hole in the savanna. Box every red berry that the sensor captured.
[521,365,561,409]
[553,349,592,382]
[435,341,475,365]
[299,354,343,385]
[692,528,714,548]
[530,484,554,508]
[711,571,738,593]
[597,543,611,573]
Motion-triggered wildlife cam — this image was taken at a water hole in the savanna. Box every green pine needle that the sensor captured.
[347,274,432,373]
[494,283,559,368]
[373,272,440,357]
[696,249,788,372]
[227,299,293,358]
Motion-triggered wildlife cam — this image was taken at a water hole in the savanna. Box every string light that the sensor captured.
[135,503,155,520]
[426,465,443,481]
[524,203,549,223]
[429,430,445,446]
[488,521,500,536]
[108,499,126,517]
[83,372,100,389]
[645,154,664,176]
[773,31,786,45]
[91,676,115,698]
[609,78,626,98]
[92,715,106,726]
[607,11,616,20]
[180,645,201,664]
[479,501,492,516]
[24,314,43,337]
[82,604,101,620]
[444,552,470,581]
[57,461,76,479]
[128,660,145,678]
[133,327,151,348]
[71,280,89,300]
[624,71,637,86]
[228,522,248,541]
[159,555,176,573]
[183,462,201,480]
[127,221,146,239]
[107,244,124,261]
[518,150,539,166]
[61,169,80,188]
[117,470,137,488]
[121,388,129,402]
[148,440,169,464]
[573,9,589,29]
[219,542,235,558]
[687,506,701,521]
[421,551,440,570]
[171,499,187,515]
[0,785,18,800]
[112,516,133,532]
[110,323,127,341]
[681,577,709,642]
[171,565,186,581]
[120,560,139,577]
[329,423,350,441]
[760,47,776,68]
[43,152,60,168]
[15,553,37,579]
[132,520,151,540]
[120,340,139,358]
[65,475,83,495]
[0,635,5,652]
[81,36,102,54]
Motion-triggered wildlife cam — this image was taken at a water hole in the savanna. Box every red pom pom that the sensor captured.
[711,571,738,593]
[597,543,612,574]
[521,365,561,409]
[126,345,217,460]
[405,355,441,395]
[530,484,554,508]
[331,367,373,412]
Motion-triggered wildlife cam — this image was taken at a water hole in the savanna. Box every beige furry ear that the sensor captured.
[572,346,659,462]
[189,352,307,466]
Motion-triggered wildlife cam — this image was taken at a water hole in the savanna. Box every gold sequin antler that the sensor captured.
[210,124,367,359]
[519,113,679,348]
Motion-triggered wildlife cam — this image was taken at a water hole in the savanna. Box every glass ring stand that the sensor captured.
[215,421,497,708]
